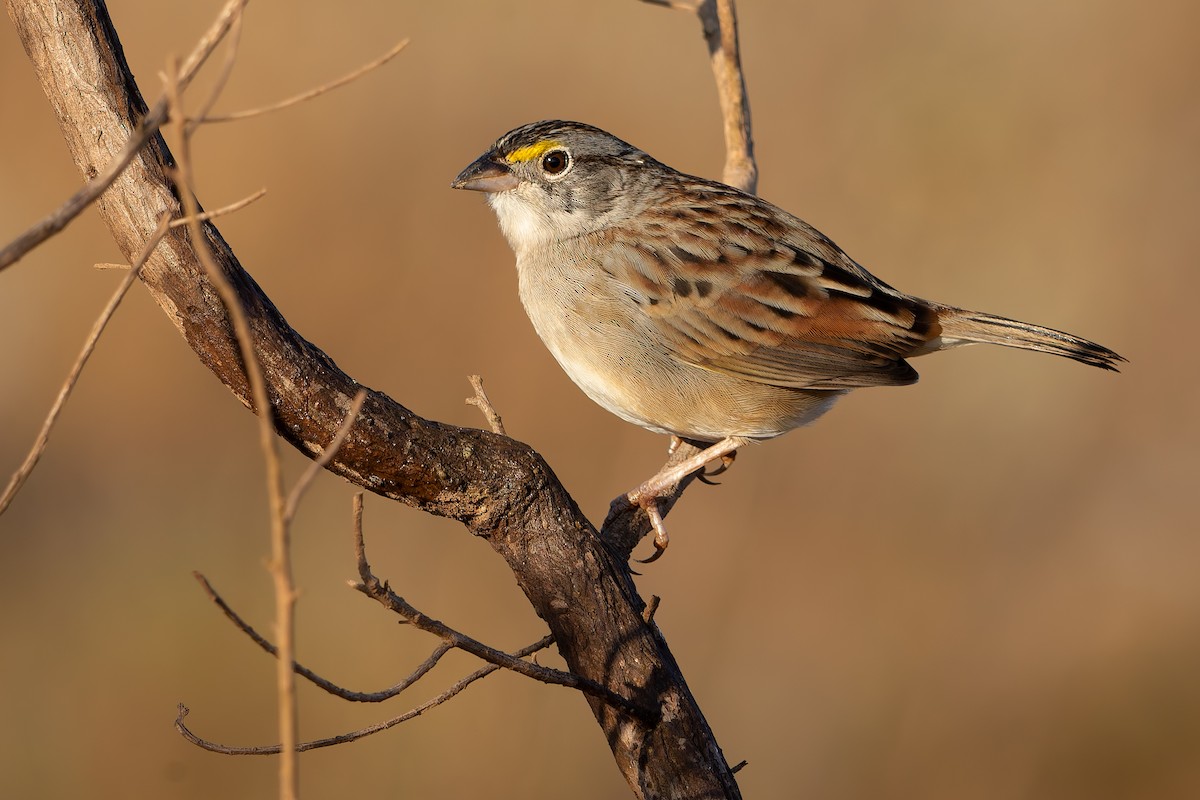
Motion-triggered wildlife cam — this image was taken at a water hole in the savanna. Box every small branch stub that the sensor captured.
[466,375,506,435]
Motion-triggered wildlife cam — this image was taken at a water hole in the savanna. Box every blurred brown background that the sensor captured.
[2,0,1197,797]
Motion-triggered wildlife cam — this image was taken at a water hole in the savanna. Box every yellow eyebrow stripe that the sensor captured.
[505,140,561,164]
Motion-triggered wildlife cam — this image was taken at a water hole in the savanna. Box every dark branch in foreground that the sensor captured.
[8,1,742,796]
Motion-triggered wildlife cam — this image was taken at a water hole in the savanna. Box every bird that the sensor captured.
[451,120,1124,561]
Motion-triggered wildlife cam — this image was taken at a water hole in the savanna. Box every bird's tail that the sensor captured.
[930,306,1125,371]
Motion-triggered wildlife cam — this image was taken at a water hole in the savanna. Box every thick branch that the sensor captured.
[5,1,740,797]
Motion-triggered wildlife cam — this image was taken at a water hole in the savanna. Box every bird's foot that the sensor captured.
[626,436,750,562]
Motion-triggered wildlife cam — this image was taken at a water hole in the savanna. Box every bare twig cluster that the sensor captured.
[179,485,654,755]
[177,493,576,755]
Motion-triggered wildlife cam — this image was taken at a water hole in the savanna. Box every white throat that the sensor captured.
[486,191,559,254]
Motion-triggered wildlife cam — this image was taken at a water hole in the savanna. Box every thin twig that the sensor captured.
[193,572,460,703]
[283,388,367,523]
[709,0,756,193]
[0,214,172,515]
[98,185,263,273]
[175,633,557,754]
[164,57,298,800]
[0,0,248,273]
[176,0,249,84]
[0,115,160,272]
[187,5,246,135]
[641,0,702,11]
[642,0,757,193]
[465,375,505,435]
[168,187,268,228]
[196,39,410,124]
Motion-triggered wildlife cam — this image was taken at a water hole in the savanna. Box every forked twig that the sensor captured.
[0,213,172,515]
[177,494,579,754]
[178,494,639,758]
[0,3,266,516]
[350,495,653,720]
[193,572,460,703]
[175,633,556,754]
[465,375,506,435]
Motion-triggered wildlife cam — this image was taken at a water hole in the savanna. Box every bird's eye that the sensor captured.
[541,150,569,175]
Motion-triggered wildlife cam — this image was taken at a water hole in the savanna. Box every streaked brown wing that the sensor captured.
[599,185,942,389]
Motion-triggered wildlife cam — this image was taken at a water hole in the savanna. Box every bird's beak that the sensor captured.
[451,153,519,193]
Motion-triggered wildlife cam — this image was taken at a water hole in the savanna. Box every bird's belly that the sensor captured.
[560,346,842,441]
[519,274,843,440]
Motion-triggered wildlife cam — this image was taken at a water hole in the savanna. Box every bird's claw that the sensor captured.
[633,496,669,564]
[696,450,737,484]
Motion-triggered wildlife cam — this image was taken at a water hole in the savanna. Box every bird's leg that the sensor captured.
[628,437,748,506]
[628,436,751,562]
[670,434,732,486]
